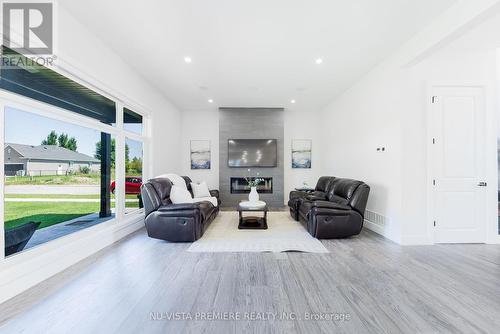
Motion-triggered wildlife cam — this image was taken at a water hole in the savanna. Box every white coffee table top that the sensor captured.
[239,200,266,209]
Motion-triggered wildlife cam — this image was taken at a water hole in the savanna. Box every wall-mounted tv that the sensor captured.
[228,139,277,167]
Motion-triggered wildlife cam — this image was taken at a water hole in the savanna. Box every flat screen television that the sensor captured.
[228,139,277,167]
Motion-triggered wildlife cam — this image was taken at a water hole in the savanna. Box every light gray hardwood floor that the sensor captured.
[1,227,500,334]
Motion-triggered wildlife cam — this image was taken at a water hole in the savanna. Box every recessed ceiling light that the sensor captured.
[208,99,214,103]
[290,99,296,104]
[184,56,192,63]
[315,58,323,64]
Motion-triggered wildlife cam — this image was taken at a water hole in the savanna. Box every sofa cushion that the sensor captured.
[329,178,362,201]
[327,194,349,206]
[315,176,335,192]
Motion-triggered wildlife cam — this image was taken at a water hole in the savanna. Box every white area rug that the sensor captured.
[187,211,329,253]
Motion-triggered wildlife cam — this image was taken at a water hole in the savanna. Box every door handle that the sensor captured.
[478,182,487,187]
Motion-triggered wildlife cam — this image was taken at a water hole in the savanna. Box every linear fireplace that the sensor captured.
[230,177,273,194]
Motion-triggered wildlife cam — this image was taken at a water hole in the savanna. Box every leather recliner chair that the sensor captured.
[141,176,220,242]
[289,177,370,239]
[288,176,335,221]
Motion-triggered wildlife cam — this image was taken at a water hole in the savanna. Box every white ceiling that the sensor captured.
[61,0,457,112]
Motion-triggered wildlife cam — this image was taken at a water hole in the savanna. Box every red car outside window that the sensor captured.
[110,177,142,194]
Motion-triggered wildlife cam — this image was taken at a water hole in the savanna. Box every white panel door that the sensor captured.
[431,86,486,243]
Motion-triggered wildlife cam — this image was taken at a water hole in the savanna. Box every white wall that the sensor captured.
[319,63,404,242]
[180,109,322,202]
[319,11,500,244]
[0,6,182,303]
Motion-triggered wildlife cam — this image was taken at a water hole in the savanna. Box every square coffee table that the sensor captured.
[237,202,268,230]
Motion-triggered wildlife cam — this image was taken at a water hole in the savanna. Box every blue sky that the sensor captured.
[5,107,142,159]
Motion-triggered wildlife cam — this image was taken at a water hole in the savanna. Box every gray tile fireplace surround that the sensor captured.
[219,108,284,208]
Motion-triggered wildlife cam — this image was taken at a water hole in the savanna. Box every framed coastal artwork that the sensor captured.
[190,140,211,169]
[291,139,312,169]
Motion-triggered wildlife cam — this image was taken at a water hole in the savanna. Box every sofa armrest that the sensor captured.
[310,201,351,211]
[290,190,311,200]
[153,204,202,221]
[306,194,327,201]
[209,190,221,206]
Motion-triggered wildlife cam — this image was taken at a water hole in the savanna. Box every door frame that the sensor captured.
[426,82,499,244]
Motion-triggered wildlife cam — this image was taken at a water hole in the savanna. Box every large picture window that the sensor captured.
[1,49,149,257]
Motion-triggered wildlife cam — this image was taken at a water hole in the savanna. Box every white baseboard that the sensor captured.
[363,219,401,244]
[486,234,500,244]
[364,220,432,245]
[0,215,144,304]
[363,220,385,235]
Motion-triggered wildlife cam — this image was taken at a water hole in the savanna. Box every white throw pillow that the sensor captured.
[191,181,211,198]
[170,185,193,204]
[157,173,187,189]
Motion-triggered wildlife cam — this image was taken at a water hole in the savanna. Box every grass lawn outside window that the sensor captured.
[4,194,140,230]
[4,172,142,230]
[5,173,102,185]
